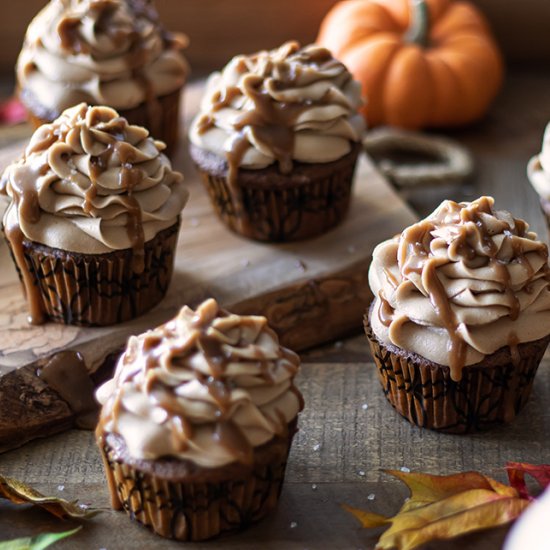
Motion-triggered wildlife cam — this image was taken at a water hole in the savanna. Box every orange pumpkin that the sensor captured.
[317,0,504,129]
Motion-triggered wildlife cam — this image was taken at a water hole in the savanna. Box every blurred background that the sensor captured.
[1,0,550,77]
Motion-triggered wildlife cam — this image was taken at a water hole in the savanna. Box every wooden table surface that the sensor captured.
[0,70,549,549]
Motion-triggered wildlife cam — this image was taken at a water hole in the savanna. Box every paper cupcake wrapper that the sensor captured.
[364,319,546,434]
[198,152,359,243]
[22,88,182,156]
[5,222,179,327]
[100,439,292,542]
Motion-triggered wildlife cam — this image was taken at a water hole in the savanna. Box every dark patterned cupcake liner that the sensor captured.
[4,222,180,327]
[364,315,549,434]
[99,431,295,541]
[195,146,360,242]
[20,87,183,156]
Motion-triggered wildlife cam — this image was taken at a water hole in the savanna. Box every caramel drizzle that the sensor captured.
[4,163,47,324]
[56,0,183,141]
[37,351,99,429]
[392,198,547,381]
[100,301,302,466]
[377,291,394,328]
[200,43,351,188]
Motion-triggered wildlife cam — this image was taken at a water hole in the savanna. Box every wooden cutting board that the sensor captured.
[0,83,417,452]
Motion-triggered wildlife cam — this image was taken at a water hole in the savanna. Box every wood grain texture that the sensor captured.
[1,0,550,76]
[0,355,547,549]
[0,81,416,451]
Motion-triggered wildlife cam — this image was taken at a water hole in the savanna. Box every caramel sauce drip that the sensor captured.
[87,133,146,272]
[38,351,99,429]
[508,332,521,368]
[4,164,47,324]
[57,16,89,54]
[377,292,394,328]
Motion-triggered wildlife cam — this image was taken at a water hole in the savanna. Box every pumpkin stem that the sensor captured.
[404,0,429,48]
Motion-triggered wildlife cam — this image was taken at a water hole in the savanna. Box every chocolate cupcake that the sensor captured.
[527,123,550,237]
[365,197,550,433]
[2,103,188,326]
[95,298,304,541]
[17,0,188,154]
[189,41,365,242]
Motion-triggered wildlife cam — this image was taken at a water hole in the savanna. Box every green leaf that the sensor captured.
[0,527,81,550]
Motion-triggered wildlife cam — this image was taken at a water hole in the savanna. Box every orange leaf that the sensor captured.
[506,462,550,501]
[0,474,98,520]
[344,469,530,550]
[342,504,388,528]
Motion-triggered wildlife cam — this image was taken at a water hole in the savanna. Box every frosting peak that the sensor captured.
[369,197,550,380]
[189,41,364,179]
[17,0,188,118]
[96,299,303,467]
[3,103,188,259]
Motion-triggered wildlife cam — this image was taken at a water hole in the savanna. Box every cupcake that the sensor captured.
[189,41,365,242]
[16,0,188,154]
[95,298,304,541]
[365,196,550,433]
[2,103,188,326]
[527,123,550,236]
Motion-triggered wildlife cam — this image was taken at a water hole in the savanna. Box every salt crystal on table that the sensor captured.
[311,484,318,490]
[358,470,366,477]
[401,466,411,473]
[367,493,376,501]
[57,485,64,491]
[361,403,369,410]
[313,443,321,451]
[290,521,298,529]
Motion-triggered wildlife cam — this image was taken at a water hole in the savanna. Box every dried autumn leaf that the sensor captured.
[344,469,530,550]
[0,527,81,550]
[506,462,550,501]
[0,475,98,520]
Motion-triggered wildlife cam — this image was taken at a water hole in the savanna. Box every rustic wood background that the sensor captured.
[0,0,549,77]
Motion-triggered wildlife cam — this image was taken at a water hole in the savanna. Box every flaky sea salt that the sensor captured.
[358,470,366,477]
[312,484,318,491]
[361,403,369,410]
[313,443,321,451]
[401,466,411,473]
[367,493,376,501]
[57,485,64,491]
[290,521,298,529]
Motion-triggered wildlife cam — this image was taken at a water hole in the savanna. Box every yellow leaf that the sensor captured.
[342,504,388,528]
[0,475,98,520]
[343,469,532,550]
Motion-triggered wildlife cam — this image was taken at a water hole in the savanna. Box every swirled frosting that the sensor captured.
[528,123,550,202]
[369,197,550,381]
[17,0,188,118]
[96,299,304,467]
[189,41,364,178]
[3,103,188,257]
